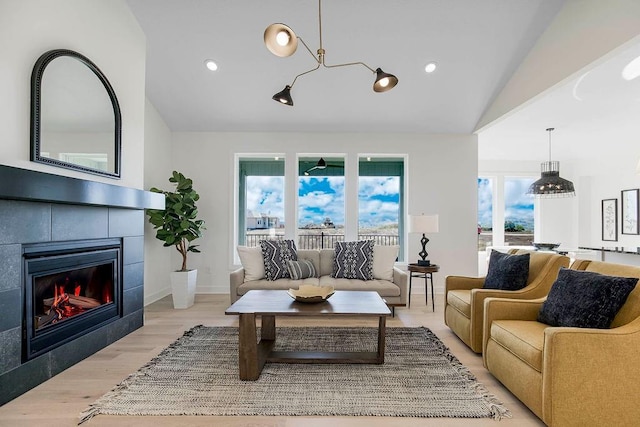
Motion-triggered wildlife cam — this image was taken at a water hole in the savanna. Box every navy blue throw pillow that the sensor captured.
[260,239,297,281]
[538,268,638,329]
[483,250,530,291]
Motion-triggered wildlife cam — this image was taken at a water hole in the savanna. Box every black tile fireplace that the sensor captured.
[0,165,163,405]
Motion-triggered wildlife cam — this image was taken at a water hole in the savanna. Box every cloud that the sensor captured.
[246,176,284,219]
[359,177,399,197]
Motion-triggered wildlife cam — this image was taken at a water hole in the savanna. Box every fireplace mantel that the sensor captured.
[0,164,163,209]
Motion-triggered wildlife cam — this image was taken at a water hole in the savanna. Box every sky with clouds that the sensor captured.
[478,177,535,229]
[245,176,399,228]
[246,175,533,231]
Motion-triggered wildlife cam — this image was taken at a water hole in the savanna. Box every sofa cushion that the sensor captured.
[237,277,320,295]
[260,239,297,281]
[538,268,638,329]
[287,259,317,280]
[236,245,265,281]
[332,240,374,280]
[446,290,471,318]
[484,250,530,291]
[372,245,399,281]
[490,320,546,372]
[319,276,400,297]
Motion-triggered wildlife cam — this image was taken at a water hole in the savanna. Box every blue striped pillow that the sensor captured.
[287,259,317,280]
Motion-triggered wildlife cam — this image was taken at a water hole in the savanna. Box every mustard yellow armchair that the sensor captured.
[482,260,640,426]
[444,250,569,353]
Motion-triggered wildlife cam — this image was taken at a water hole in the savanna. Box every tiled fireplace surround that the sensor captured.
[0,165,162,405]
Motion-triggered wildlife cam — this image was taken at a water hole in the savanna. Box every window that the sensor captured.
[477,176,535,250]
[359,158,404,259]
[235,154,407,259]
[504,177,534,246]
[297,157,345,249]
[238,157,285,247]
[478,177,493,251]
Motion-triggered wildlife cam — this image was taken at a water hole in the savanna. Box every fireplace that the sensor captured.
[23,238,122,360]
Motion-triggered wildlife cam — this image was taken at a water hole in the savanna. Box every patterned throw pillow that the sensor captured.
[287,259,317,280]
[538,268,638,329]
[483,250,530,291]
[332,240,375,280]
[260,240,297,281]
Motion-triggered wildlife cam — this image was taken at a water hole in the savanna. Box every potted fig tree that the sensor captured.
[146,171,205,309]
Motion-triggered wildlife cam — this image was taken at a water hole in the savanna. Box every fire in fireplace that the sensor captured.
[34,264,114,330]
[23,239,122,360]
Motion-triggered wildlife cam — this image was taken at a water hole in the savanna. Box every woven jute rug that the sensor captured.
[80,326,510,423]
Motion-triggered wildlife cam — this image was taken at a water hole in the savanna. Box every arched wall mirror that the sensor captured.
[31,49,121,178]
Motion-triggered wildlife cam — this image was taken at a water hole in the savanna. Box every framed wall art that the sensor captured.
[621,189,639,235]
[602,198,618,242]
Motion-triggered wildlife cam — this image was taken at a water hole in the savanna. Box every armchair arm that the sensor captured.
[481,297,545,360]
[541,317,640,426]
[229,268,245,303]
[393,267,408,305]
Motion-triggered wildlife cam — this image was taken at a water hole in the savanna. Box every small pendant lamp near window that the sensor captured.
[527,128,575,198]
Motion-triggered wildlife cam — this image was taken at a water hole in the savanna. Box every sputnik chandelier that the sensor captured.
[264,0,398,106]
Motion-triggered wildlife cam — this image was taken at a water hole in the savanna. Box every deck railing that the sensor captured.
[245,232,399,249]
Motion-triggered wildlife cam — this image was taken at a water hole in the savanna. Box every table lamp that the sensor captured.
[408,214,439,266]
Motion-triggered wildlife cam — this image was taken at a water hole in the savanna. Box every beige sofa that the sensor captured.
[483,260,640,426]
[444,250,569,353]
[230,248,408,308]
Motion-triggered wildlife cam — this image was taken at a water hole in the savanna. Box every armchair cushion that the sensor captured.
[538,268,638,329]
[447,290,472,317]
[484,250,530,291]
[490,320,546,372]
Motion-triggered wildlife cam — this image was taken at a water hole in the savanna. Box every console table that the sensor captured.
[407,264,439,311]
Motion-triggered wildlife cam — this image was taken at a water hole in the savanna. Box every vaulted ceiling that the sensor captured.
[126,0,640,166]
[126,0,563,133]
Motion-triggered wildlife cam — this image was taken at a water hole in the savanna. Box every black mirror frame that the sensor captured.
[30,49,122,179]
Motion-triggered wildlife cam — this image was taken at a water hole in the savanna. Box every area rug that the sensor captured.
[80,326,510,423]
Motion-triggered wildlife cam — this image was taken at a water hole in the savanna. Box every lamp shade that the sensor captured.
[408,214,439,233]
[527,161,575,197]
[272,85,293,106]
[264,23,298,57]
[373,68,398,92]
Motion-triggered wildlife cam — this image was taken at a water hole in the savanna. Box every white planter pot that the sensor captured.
[170,269,197,309]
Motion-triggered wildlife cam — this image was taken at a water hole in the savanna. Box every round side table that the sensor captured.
[407,264,439,311]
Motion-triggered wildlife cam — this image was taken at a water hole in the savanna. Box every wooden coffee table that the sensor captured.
[225,290,391,380]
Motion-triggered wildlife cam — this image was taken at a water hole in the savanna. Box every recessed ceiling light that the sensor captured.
[424,62,437,73]
[622,55,640,81]
[204,59,218,71]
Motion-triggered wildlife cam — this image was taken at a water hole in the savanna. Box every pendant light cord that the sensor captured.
[546,127,554,161]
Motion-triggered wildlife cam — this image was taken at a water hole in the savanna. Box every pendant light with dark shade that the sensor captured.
[527,128,575,197]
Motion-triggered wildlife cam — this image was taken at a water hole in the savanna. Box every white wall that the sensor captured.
[0,0,146,189]
[143,99,174,305]
[162,132,479,296]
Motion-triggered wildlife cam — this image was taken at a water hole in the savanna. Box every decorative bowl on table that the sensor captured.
[287,285,335,303]
[532,242,561,251]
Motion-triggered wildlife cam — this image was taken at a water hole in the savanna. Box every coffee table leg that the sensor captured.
[377,315,386,363]
[261,315,276,340]
[238,313,261,380]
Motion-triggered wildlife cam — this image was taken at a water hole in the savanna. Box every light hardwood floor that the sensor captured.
[0,293,545,427]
